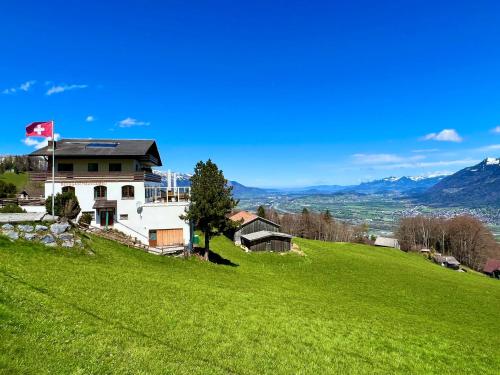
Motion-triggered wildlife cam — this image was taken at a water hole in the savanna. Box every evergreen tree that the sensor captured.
[257,205,266,218]
[323,209,332,223]
[182,160,238,260]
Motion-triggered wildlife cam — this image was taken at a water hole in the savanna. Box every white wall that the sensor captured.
[44,181,190,246]
[22,205,47,213]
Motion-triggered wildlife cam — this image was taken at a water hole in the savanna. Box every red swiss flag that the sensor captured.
[26,121,53,138]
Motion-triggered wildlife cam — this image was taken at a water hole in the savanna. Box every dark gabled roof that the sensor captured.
[30,139,162,166]
[241,231,292,242]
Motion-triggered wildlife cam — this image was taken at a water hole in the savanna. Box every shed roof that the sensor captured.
[229,211,280,228]
[229,211,258,225]
[30,139,162,166]
[93,200,118,209]
[483,258,500,273]
[374,237,399,248]
[443,256,460,266]
[241,230,292,242]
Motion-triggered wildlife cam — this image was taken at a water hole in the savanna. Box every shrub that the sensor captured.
[0,181,17,198]
[78,212,92,227]
[46,192,81,220]
[0,204,26,213]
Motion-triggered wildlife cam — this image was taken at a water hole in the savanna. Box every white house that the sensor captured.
[30,139,190,249]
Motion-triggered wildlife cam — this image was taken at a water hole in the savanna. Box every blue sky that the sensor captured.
[1,0,499,187]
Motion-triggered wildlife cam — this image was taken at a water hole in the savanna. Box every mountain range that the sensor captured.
[420,157,500,207]
[154,157,500,207]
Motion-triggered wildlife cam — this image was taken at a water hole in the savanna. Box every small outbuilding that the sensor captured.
[433,255,461,270]
[374,237,400,249]
[483,259,500,279]
[229,211,281,245]
[241,231,292,252]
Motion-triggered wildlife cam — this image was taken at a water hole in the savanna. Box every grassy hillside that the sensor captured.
[0,172,28,191]
[1,234,499,374]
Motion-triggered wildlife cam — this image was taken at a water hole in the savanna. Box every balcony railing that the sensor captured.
[28,171,162,183]
[145,186,190,203]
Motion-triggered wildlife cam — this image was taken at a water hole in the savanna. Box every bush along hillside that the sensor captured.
[1,233,499,374]
[397,215,500,271]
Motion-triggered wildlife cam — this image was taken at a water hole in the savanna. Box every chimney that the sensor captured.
[48,140,56,150]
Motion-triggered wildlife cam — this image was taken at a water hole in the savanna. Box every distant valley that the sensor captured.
[155,158,500,239]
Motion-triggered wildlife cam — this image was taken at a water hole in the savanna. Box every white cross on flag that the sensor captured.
[26,121,53,138]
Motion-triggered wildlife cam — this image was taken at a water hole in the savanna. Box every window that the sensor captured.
[58,163,73,172]
[120,214,129,220]
[88,163,99,172]
[109,163,122,172]
[149,230,157,241]
[122,185,135,199]
[62,186,75,194]
[82,211,95,221]
[94,186,107,199]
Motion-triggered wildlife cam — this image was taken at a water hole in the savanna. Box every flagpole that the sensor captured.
[51,120,55,219]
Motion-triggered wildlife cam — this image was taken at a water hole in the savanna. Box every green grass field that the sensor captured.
[1,234,499,374]
[0,172,28,191]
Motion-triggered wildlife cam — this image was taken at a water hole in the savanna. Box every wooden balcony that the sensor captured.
[28,171,162,183]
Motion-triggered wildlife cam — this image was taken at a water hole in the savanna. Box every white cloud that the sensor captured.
[2,80,36,94]
[422,129,463,142]
[86,115,95,122]
[46,84,88,96]
[22,133,61,149]
[19,80,36,91]
[352,153,424,165]
[476,144,500,152]
[117,117,150,128]
[492,126,500,134]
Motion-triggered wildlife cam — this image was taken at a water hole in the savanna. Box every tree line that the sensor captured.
[396,215,499,271]
[258,206,371,244]
[0,155,46,174]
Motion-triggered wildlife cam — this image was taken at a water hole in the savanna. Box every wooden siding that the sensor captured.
[241,236,291,252]
[157,228,184,247]
[234,217,280,243]
[28,171,161,183]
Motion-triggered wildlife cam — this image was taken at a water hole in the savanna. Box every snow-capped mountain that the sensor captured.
[153,171,193,187]
[345,175,447,194]
[421,158,500,207]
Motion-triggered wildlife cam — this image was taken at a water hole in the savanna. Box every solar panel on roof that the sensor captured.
[86,142,119,148]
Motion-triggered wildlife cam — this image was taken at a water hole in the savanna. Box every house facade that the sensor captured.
[30,139,190,248]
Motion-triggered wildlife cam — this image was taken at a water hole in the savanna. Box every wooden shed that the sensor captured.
[229,211,281,245]
[241,231,292,252]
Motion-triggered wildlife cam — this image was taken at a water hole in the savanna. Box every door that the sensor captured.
[100,209,114,227]
[157,229,184,246]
